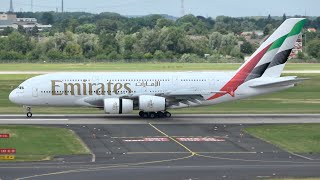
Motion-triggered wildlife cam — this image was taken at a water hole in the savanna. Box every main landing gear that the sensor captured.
[25,106,32,118]
[139,111,171,119]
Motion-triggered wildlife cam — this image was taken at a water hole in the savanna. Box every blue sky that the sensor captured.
[0,0,319,17]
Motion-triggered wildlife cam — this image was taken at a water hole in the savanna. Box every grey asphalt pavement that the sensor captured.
[0,114,320,124]
[0,115,319,180]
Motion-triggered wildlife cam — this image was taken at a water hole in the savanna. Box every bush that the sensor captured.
[240,41,254,54]
[297,51,305,60]
[94,54,109,60]
[46,49,67,60]
[26,50,41,61]
[0,51,25,61]
[107,51,122,60]
[64,43,82,57]
[230,46,243,58]
[179,53,203,63]
[144,53,153,59]
[164,51,175,59]
[307,39,320,58]
[153,50,166,60]
[130,52,144,60]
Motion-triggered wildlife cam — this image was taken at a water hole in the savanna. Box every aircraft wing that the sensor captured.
[121,89,226,107]
[121,89,225,98]
[249,78,309,88]
[81,89,222,108]
[157,89,226,107]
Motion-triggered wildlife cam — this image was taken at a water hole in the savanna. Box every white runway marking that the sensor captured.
[0,119,69,121]
[91,153,96,163]
[127,152,257,154]
[0,115,68,117]
[290,152,314,161]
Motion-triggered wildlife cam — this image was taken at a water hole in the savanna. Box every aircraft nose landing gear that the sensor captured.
[27,112,33,118]
[25,106,33,118]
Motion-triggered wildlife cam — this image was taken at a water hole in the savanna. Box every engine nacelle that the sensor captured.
[104,98,133,114]
[139,95,166,112]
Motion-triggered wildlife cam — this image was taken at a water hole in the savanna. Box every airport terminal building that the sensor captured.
[0,13,52,32]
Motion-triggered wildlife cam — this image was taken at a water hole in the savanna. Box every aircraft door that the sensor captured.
[91,73,100,95]
[92,73,100,83]
[207,78,215,90]
[32,88,38,97]
[173,76,180,87]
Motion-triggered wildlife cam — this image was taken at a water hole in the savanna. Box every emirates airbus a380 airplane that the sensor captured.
[9,18,306,118]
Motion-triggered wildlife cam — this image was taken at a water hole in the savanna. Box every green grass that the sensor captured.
[0,125,90,161]
[0,63,320,71]
[0,63,239,71]
[1,73,320,114]
[245,124,320,153]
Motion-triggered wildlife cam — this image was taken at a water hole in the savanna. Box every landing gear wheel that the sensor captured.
[24,106,32,118]
[149,112,156,119]
[157,111,164,118]
[164,111,171,118]
[27,112,33,118]
[143,112,149,118]
[139,111,171,118]
[139,111,144,118]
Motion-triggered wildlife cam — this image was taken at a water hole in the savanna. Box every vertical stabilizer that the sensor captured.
[207,18,306,100]
[262,19,306,77]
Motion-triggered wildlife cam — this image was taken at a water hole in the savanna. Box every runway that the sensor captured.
[0,115,320,180]
[0,114,319,124]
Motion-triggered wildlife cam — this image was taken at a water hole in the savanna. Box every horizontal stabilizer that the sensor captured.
[250,78,308,88]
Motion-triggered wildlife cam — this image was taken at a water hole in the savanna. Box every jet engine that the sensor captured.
[139,95,166,112]
[104,98,133,114]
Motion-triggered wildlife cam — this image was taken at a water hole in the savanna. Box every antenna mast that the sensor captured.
[61,0,64,13]
[181,0,185,17]
[9,0,14,13]
[31,0,33,12]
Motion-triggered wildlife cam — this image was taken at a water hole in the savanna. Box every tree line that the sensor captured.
[0,12,320,62]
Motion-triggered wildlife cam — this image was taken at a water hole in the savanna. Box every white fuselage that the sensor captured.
[9,71,292,110]
[8,18,306,117]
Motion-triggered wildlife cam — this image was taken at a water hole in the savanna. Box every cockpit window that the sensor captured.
[17,86,24,90]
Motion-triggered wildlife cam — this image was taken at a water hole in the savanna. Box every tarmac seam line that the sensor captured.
[15,154,195,180]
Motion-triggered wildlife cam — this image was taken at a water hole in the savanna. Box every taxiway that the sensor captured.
[0,115,319,180]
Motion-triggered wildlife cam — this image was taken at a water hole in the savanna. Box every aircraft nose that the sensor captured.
[9,90,18,104]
